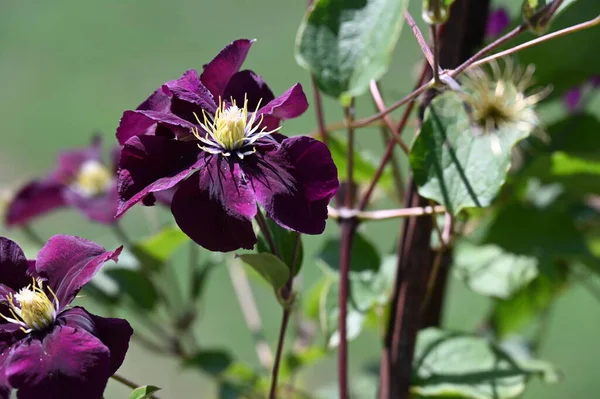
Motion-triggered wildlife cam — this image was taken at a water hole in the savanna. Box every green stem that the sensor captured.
[111,374,160,399]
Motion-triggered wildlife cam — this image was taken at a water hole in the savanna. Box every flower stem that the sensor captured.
[111,373,160,399]
[21,225,45,247]
[430,24,441,85]
[338,220,355,399]
[344,101,356,209]
[269,308,292,399]
[311,74,328,146]
[228,259,274,370]
[255,208,280,258]
[368,80,410,155]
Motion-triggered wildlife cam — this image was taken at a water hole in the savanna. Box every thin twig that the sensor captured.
[359,64,429,210]
[368,81,410,154]
[466,15,600,71]
[405,10,435,68]
[228,259,274,370]
[308,120,388,138]
[351,82,433,129]
[311,74,329,145]
[269,308,292,399]
[111,374,160,399]
[328,205,446,221]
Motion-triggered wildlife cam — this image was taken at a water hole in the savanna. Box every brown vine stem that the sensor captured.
[431,24,441,85]
[328,205,447,222]
[467,14,600,71]
[228,259,274,370]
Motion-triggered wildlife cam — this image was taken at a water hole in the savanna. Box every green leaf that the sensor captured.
[327,135,395,191]
[322,278,367,348]
[547,113,600,156]
[238,253,290,291]
[525,152,600,196]
[453,241,539,299]
[104,268,159,310]
[410,92,532,214]
[412,328,559,399]
[128,386,161,399]
[131,225,189,272]
[280,346,327,380]
[318,231,381,276]
[492,269,568,337]
[184,349,233,376]
[296,0,409,101]
[256,217,303,275]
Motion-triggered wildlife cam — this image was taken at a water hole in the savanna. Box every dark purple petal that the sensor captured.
[53,136,103,183]
[35,235,121,308]
[486,8,510,38]
[60,307,132,374]
[171,167,257,252]
[223,70,275,110]
[563,87,582,112]
[6,325,110,399]
[136,86,172,113]
[153,186,176,207]
[200,39,254,99]
[4,179,67,227]
[163,69,217,121]
[116,110,195,145]
[116,135,203,217]
[254,136,338,234]
[0,338,12,399]
[256,83,309,129]
[0,238,30,294]
[63,184,119,224]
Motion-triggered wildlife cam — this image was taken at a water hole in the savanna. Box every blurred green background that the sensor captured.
[1,0,599,398]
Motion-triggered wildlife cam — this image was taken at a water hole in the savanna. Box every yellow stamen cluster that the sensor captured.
[72,160,112,197]
[1,278,59,333]
[191,95,281,158]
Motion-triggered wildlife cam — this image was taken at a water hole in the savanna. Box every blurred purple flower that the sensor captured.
[0,235,131,399]
[486,8,511,38]
[5,136,120,226]
[115,39,339,252]
[562,75,600,112]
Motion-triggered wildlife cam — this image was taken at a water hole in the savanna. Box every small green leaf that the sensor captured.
[104,268,159,311]
[412,328,559,399]
[238,253,290,291]
[185,349,233,376]
[296,0,410,100]
[453,241,539,299]
[256,217,303,275]
[280,346,327,380]
[492,268,568,337]
[410,92,532,215]
[131,225,189,272]
[128,385,161,399]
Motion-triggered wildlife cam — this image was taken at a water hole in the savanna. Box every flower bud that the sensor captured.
[422,0,455,25]
[522,0,558,35]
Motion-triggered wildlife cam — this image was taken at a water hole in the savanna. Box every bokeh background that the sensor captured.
[1,0,599,398]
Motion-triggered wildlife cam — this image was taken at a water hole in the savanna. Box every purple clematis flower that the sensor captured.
[0,235,132,399]
[4,136,120,226]
[115,39,339,252]
[486,8,511,38]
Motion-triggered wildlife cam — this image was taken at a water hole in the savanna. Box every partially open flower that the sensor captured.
[0,235,131,399]
[115,39,339,252]
[4,136,120,226]
[459,60,550,152]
